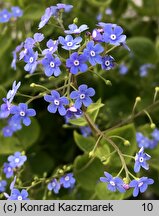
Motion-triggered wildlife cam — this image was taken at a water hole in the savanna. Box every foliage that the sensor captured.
[0,0,159,200]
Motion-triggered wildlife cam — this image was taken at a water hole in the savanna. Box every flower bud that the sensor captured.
[136,97,141,102]
[123,183,130,190]
[73,17,78,24]
[30,83,36,87]
[155,87,159,92]
[124,140,130,146]
[31,181,36,186]
[89,151,94,158]
[58,169,64,174]
[105,80,112,86]
[150,123,156,129]
[34,176,38,181]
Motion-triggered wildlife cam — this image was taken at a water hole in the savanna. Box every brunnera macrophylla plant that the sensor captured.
[0,3,159,200]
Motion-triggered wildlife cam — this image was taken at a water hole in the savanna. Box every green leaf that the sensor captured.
[73,154,104,191]
[137,123,153,137]
[0,86,6,101]
[0,134,21,154]
[127,37,158,63]
[106,124,137,166]
[133,0,159,16]
[94,142,110,164]
[73,187,96,200]
[95,182,124,200]
[16,118,40,148]
[69,99,104,126]
[87,98,104,122]
[74,131,110,163]
[74,131,96,152]
[69,117,87,126]
[23,4,45,20]
[0,33,12,58]
[0,118,40,155]
[87,99,104,113]
[29,151,54,175]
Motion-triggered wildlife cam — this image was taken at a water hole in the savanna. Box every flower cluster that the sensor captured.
[136,128,159,149]
[0,80,36,137]
[134,147,151,173]
[100,146,154,197]
[1,2,156,200]
[100,172,154,197]
[38,4,73,29]
[3,152,27,179]
[11,5,128,76]
[119,63,128,75]
[0,6,23,23]
[96,8,112,21]
[139,64,155,77]
[4,177,29,200]
[44,84,95,116]
[0,180,7,193]
[100,172,126,193]
[48,173,76,194]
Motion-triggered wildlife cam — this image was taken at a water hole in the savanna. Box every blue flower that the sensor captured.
[56,3,73,12]
[105,8,112,15]
[7,80,21,103]
[136,132,151,149]
[60,173,76,188]
[23,49,38,74]
[2,119,22,137]
[10,103,36,126]
[100,172,125,193]
[3,163,14,179]
[70,84,95,109]
[102,23,126,46]
[19,34,44,60]
[0,81,20,119]
[33,33,44,43]
[59,35,82,50]
[2,125,13,137]
[149,139,158,149]
[80,126,92,137]
[44,90,69,116]
[96,13,102,21]
[4,176,29,200]
[66,52,88,74]
[151,128,159,141]
[8,152,27,168]
[42,54,61,77]
[134,147,151,173]
[8,189,29,200]
[83,40,104,66]
[64,24,89,34]
[92,29,103,42]
[0,180,7,193]
[139,64,155,77]
[119,63,128,75]
[129,177,154,197]
[11,6,23,18]
[24,38,35,49]
[42,39,58,55]
[48,179,61,194]
[65,105,82,122]
[0,98,12,119]
[19,49,28,60]
[101,55,115,70]
[38,7,53,29]
[0,9,11,23]
[136,132,144,143]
